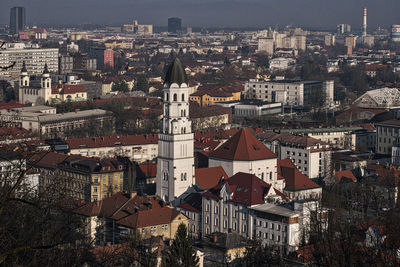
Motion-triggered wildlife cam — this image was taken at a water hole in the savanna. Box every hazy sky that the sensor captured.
[1,0,399,29]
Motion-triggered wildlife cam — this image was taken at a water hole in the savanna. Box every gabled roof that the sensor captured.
[194,166,228,190]
[210,129,276,161]
[277,159,320,191]
[203,172,286,206]
[334,170,357,183]
[73,192,184,229]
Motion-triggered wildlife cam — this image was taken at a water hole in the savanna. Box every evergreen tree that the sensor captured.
[163,224,199,267]
[135,75,149,92]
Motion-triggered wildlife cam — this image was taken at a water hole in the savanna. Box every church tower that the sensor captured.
[19,61,29,87]
[41,63,52,103]
[156,58,194,204]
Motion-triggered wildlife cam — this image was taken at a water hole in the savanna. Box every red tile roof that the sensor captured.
[34,151,69,170]
[73,192,185,229]
[277,159,320,191]
[66,134,158,149]
[137,163,157,178]
[194,166,228,190]
[51,84,86,95]
[334,170,357,183]
[203,172,286,206]
[0,101,26,110]
[210,129,276,161]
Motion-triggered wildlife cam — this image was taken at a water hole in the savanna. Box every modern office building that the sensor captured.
[10,7,25,35]
[244,79,334,108]
[168,17,182,33]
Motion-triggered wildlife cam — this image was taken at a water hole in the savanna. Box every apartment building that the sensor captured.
[376,119,400,155]
[0,43,58,78]
[258,131,332,179]
[244,79,334,108]
[66,134,158,163]
[189,85,243,107]
[35,152,125,202]
[0,108,114,138]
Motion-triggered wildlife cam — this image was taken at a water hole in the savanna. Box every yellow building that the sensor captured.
[190,86,242,106]
[58,156,125,202]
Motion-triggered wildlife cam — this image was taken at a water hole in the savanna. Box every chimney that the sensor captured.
[213,234,218,243]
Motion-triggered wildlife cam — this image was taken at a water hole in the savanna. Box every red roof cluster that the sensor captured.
[202,172,286,206]
[73,192,183,229]
[210,129,276,161]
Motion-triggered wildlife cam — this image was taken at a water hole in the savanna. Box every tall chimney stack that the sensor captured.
[363,7,367,37]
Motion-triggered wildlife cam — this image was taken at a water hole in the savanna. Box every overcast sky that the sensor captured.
[1,0,399,29]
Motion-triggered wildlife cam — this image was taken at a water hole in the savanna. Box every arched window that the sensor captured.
[24,80,27,86]
[163,172,169,181]
[181,110,184,117]
[173,93,177,101]
[184,173,187,181]
[261,173,264,180]
[270,172,273,180]
[181,93,185,101]
[181,173,184,181]
[181,128,184,134]
[166,93,169,102]
[46,82,50,88]
[184,110,186,117]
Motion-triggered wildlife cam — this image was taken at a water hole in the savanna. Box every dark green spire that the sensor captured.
[164,57,188,87]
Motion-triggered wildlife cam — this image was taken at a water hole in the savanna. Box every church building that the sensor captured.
[18,62,87,105]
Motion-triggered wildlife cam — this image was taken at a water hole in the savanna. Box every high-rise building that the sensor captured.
[0,44,58,78]
[337,24,351,35]
[392,25,400,42]
[10,7,25,35]
[168,17,182,33]
[156,58,194,205]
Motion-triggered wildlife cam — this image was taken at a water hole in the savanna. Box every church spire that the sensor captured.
[164,57,187,87]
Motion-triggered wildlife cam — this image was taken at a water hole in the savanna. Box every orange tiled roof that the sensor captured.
[210,129,276,161]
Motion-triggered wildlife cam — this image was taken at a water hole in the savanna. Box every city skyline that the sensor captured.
[0,0,399,29]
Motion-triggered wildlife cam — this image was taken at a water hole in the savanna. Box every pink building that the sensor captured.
[104,49,114,68]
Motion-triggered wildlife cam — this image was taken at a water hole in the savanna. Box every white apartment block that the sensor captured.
[259,132,332,179]
[376,119,400,155]
[0,45,58,78]
[244,79,334,108]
